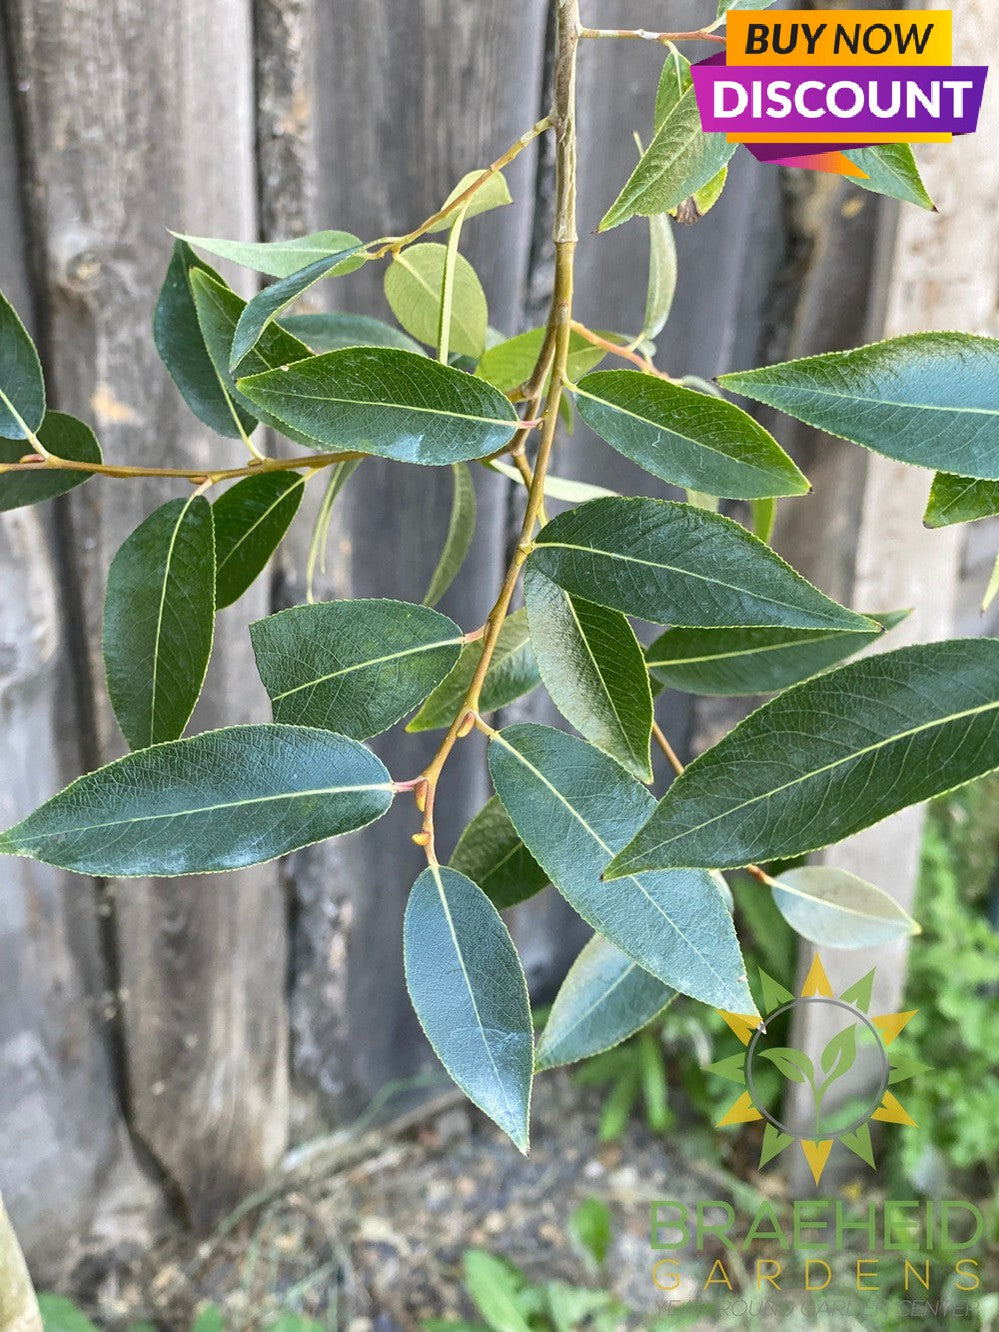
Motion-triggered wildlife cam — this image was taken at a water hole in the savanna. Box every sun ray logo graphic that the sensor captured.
[710,955,927,1185]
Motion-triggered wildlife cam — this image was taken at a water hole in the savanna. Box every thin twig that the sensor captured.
[0,450,364,485]
[570,321,672,378]
[579,27,726,45]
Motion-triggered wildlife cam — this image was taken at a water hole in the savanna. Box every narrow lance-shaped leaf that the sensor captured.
[237,346,518,464]
[476,326,607,395]
[408,609,540,731]
[231,242,366,369]
[488,723,757,1013]
[535,933,674,1071]
[655,47,692,130]
[643,210,677,340]
[174,229,364,278]
[0,412,101,512]
[0,724,393,876]
[606,638,999,877]
[424,462,477,606]
[153,241,258,439]
[0,289,45,439]
[486,459,616,504]
[280,311,423,354]
[924,472,999,528]
[574,371,809,500]
[527,497,876,632]
[103,496,216,750]
[252,598,463,740]
[213,471,305,609]
[449,796,549,911]
[771,866,920,950]
[645,609,908,697]
[425,168,512,233]
[843,145,935,211]
[720,333,999,481]
[384,243,488,359]
[403,865,533,1151]
[524,567,653,781]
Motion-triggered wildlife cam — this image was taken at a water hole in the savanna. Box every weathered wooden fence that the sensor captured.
[0,0,994,1280]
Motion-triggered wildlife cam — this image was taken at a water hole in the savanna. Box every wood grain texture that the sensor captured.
[4,0,288,1227]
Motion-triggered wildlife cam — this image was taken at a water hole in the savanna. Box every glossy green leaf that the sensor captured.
[462,1250,531,1332]
[153,242,258,439]
[527,497,875,632]
[750,495,776,543]
[424,462,477,606]
[607,638,999,876]
[924,472,999,528]
[574,371,809,499]
[844,145,935,211]
[252,598,463,739]
[450,796,549,911]
[237,346,518,464]
[231,243,365,368]
[0,290,45,439]
[0,724,393,876]
[407,609,540,731]
[213,471,304,609]
[524,567,652,781]
[535,933,673,1071]
[476,328,606,395]
[175,229,363,278]
[486,459,616,504]
[404,865,533,1151]
[720,333,999,481]
[0,412,101,512]
[488,723,756,1013]
[103,496,215,750]
[384,243,487,359]
[189,269,318,447]
[771,866,920,950]
[280,310,422,354]
[425,168,513,233]
[600,86,737,232]
[643,211,677,340]
[654,48,692,131]
[645,609,907,696]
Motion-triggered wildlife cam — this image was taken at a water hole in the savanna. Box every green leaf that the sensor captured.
[820,1026,857,1083]
[384,243,487,359]
[0,724,393,876]
[600,86,737,232]
[231,243,365,368]
[407,609,539,731]
[237,346,518,464]
[487,724,756,1013]
[0,289,45,439]
[750,495,776,543]
[462,1250,531,1332]
[645,609,907,696]
[720,333,999,481]
[486,459,616,504]
[252,598,463,740]
[673,164,728,222]
[213,471,304,609]
[574,371,809,500]
[189,269,318,447]
[984,554,999,613]
[654,49,692,131]
[36,1294,99,1332]
[425,461,477,606]
[606,638,999,876]
[527,497,876,632]
[103,496,215,750]
[476,328,606,395]
[524,567,652,781]
[771,866,920,949]
[758,1046,814,1085]
[153,241,258,439]
[643,211,677,340]
[175,229,363,278]
[569,1197,614,1271]
[425,168,513,234]
[718,0,777,14]
[280,310,423,354]
[924,472,999,528]
[450,796,549,911]
[535,933,673,1071]
[404,866,533,1151]
[0,412,102,512]
[844,145,935,211]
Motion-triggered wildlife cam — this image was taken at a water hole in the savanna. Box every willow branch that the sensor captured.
[579,27,725,45]
[0,450,364,485]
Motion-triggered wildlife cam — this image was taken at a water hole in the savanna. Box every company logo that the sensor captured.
[691,9,987,177]
[711,955,926,1184]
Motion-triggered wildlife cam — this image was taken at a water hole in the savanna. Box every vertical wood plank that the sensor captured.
[5,0,288,1226]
